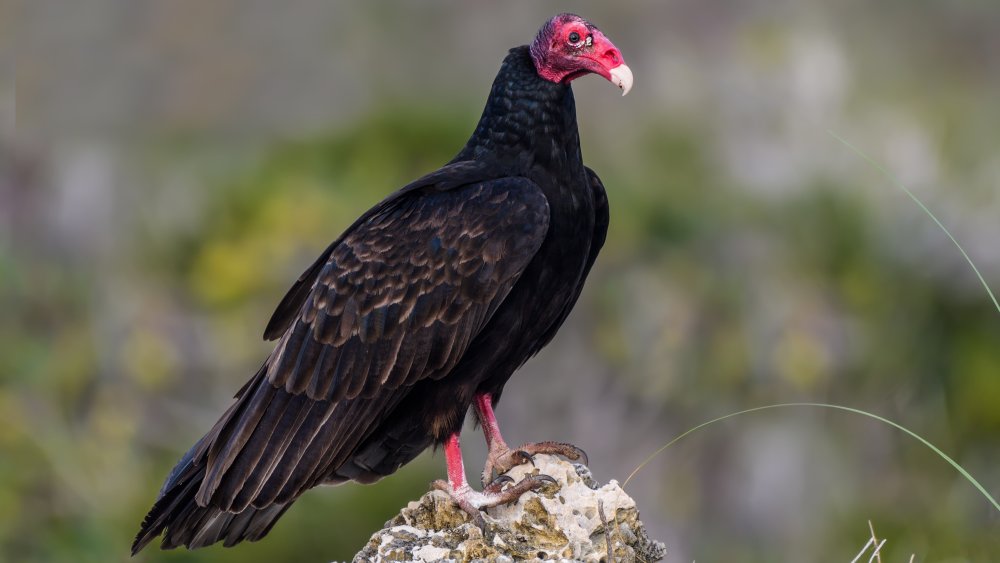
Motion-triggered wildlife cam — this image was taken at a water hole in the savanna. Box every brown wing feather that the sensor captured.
[195,176,549,511]
[269,178,549,400]
[262,160,497,340]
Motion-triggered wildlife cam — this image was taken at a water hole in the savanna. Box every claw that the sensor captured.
[516,450,535,466]
[483,474,514,495]
[494,474,516,486]
[534,474,558,491]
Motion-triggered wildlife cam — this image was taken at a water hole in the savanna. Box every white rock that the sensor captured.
[353,455,665,562]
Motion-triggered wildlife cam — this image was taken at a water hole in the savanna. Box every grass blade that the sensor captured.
[827,129,1000,315]
[622,402,999,514]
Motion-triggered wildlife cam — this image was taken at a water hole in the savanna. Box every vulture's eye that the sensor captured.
[568,31,581,44]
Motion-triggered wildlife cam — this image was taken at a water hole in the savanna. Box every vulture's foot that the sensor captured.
[482,441,588,486]
[433,474,557,525]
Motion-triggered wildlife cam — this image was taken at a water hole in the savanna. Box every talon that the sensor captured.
[516,450,535,466]
[537,474,557,486]
[533,474,559,493]
[470,511,488,530]
[559,444,588,466]
[493,474,516,486]
[483,475,514,495]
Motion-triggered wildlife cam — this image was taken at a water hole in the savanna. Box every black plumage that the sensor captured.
[134,14,624,553]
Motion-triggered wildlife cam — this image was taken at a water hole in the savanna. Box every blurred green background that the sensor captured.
[6,1,1000,561]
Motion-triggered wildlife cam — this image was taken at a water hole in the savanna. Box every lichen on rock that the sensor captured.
[352,454,665,562]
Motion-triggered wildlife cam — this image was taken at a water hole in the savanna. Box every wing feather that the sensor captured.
[200,377,274,496]
[266,178,549,401]
[231,396,316,511]
[207,388,295,509]
[262,160,497,340]
[193,175,549,513]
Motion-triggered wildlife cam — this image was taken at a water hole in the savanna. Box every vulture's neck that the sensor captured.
[455,46,583,174]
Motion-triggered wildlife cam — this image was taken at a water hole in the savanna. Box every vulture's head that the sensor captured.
[530,13,633,96]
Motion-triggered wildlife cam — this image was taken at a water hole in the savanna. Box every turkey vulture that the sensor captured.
[133,12,632,553]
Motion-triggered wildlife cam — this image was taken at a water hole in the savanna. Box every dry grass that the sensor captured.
[849,520,916,563]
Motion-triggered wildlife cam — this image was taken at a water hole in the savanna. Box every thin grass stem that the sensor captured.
[622,402,999,514]
[827,130,1000,315]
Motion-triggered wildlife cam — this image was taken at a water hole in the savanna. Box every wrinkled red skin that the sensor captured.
[530,12,626,85]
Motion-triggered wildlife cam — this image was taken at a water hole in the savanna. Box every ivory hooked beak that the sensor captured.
[609,64,634,96]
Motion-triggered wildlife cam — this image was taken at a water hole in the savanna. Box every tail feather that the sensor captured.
[131,443,294,554]
[132,366,418,554]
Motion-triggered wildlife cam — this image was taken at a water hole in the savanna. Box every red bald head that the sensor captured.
[530,13,633,95]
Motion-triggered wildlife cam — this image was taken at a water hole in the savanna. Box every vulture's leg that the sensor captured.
[432,432,554,523]
[474,393,588,486]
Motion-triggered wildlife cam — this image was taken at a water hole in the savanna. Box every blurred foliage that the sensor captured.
[2,111,475,562]
[8,2,1000,561]
[8,106,999,561]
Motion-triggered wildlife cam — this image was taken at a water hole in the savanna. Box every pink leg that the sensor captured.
[473,393,588,486]
[475,393,509,451]
[444,433,471,491]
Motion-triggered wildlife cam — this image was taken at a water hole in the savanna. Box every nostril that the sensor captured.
[603,49,621,65]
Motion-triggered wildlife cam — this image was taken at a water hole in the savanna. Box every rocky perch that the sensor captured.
[353,454,666,562]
